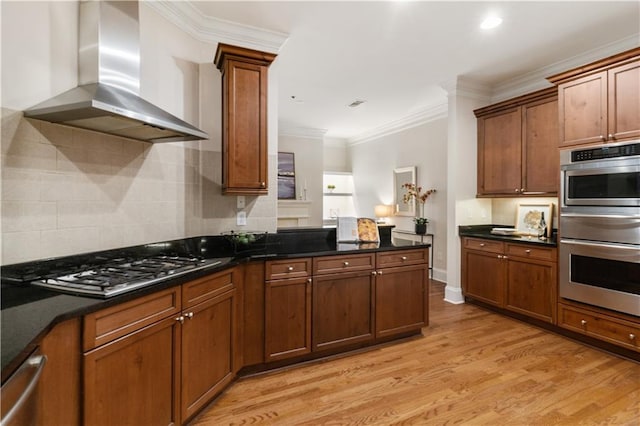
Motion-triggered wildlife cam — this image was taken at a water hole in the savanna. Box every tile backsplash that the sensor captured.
[1,109,277,264]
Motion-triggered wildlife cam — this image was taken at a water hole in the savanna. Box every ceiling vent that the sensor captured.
[347,99,366,108]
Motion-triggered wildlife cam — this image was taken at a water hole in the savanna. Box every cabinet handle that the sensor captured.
[184,312,194,319]
[608,133,615,140]
[260,182,266,188]
[503,256,508,260]
[175,316,185,323]
[343,261,350,266]
[497,255,502,259]
[372,271,377,276]
[581,319,587,326]
[479,243,486,247]
[401,256,407,261]
[287,266,294,272]
[630,333,636,341]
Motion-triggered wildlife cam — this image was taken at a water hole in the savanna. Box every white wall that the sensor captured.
[349,118,448,279]
[278,134,323,226]
[323,138,351,173]
[1,2,278,264]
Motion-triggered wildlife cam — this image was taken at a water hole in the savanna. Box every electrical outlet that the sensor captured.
[237,211,247,226]
[237,196,245,209]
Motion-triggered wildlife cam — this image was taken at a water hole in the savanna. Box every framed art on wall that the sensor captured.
[393,166,416,216]
[516,202,553,237]
[277,152,296,199]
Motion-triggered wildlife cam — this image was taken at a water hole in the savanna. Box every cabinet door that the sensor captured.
[312,271,375,351]
[375,264,428,338]
[462,249,504,307]
[84,317,181,426]
[522,97,559,194]
[181,289,235,422]
[265,277,312,361]
[558,71,608,147]
[505,257,557,323]
[222,59,269,194]
[608,60,640,142]
[477,107,522,195]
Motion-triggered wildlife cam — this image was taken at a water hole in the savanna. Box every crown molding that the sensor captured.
[491,34,639,102]
[145,0,289,53]
[440,78,492,101]
[323,137,350,148]
[348,103,448,146]
[279,126,328,139]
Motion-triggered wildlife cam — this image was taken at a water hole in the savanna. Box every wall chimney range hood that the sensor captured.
[24,1,208,143]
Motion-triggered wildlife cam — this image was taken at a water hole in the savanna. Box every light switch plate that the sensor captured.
[237,196,245,209]
[237,211,247,226]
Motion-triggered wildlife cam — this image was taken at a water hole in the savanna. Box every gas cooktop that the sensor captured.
[30,255,231,298]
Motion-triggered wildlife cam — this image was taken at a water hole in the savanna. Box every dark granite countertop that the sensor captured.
[458,224,557,247]
[1,226,429,379]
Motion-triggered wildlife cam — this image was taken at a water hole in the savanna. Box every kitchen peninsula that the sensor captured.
[1,226,430,425]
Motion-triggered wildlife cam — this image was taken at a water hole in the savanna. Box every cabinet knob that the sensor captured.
[287,266,294,272]
[184,312,194,319]
[630,333,636,341]
[260,182,266,188]
[599,135,605,141]
[515,188,520,193]
[378,270,383,275]
[175,316,185,323]
[497,255,502,259]
[581,319,587,326]
[401,256,407,261]
[307,278,312,283]
[525,249,531,254]
[608,133,615,140]
[343,261,350,266]
[479,243,486,247]
[372,271,377,276]
[521,188,525,192]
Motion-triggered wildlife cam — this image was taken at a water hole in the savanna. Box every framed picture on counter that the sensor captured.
[516,202,553,237]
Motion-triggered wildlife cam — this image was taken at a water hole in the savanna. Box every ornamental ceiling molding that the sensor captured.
[491,34,639,103]
[348,103,448,146]
[145,1,289,53]
[278,126,328,140]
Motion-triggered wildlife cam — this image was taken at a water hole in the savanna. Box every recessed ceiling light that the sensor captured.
[480,15,503,30]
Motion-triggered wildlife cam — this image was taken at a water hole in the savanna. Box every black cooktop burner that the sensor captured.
[31,255,229,298]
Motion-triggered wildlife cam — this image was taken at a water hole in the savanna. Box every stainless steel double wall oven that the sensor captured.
[559,141,640,317]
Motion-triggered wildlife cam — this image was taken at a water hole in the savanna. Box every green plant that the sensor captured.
[327,184,336,190]
[413,217,429,225]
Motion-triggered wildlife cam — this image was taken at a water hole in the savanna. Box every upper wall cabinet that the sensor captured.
[475,87,559,197]
[548,47,640,147]
[214,44,277,195]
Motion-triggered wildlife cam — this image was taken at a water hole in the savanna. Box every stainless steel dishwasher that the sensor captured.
[1,350,46,426]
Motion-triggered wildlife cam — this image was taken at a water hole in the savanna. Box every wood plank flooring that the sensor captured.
[190,281,640,425]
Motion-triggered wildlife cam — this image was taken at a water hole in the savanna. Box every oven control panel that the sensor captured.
[572,142,639,162]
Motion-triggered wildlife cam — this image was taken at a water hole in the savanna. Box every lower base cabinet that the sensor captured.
[83,270,238,426]
[376,264,429,338]
[313,271,375,351]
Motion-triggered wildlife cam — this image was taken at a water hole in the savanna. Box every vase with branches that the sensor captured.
[402,183,436,234]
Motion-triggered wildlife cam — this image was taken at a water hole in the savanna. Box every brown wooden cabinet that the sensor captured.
[312,270,375,351]
[475,87,559,197]
[558,303,639,352]
[375,257,428,339]
[264,258,312,361]
[83,270,239,426]
[214,44,277,195]
[548,48,640,147]
[462,237,557,323]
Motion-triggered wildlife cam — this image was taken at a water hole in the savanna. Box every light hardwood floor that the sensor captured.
[190,281,640,425]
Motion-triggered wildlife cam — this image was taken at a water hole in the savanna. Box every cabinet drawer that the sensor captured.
[266,258,311,280]
[183,269,235,308]
[83,287,181,351]
[463,238,504,254]
[506,244,557,262]
[376,249,428,268]
[313,253,375,275]
[558,304,640,351]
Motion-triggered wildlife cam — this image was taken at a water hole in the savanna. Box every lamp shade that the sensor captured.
[374,204,395,218]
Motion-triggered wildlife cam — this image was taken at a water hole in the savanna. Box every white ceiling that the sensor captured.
[186,1,640,140]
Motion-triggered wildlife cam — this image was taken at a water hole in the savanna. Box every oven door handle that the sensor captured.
[561,213,640,220]
[561,238,640,253]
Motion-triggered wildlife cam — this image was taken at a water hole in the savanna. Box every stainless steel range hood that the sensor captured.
[24,1,208,143]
